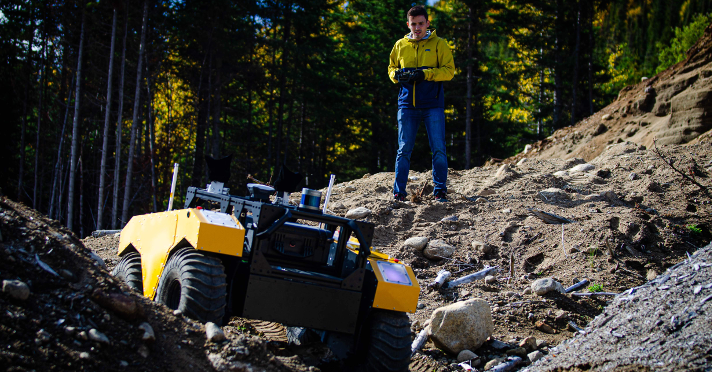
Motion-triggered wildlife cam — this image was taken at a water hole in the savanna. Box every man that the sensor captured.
[388,5,455,203]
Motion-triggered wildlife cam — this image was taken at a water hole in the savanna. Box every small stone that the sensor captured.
[531,278,564,296]
[629,172,639,180]
[602,114,612,120]
[423,240,456,260]
[519,336,537,352]
[506,347,527,357]
[64,326,76,336]
[535,321,556,334]
[517,158,528,166]
[345,207,371,220]
[119,361,129,367]
[173,309,183,317]
[206,322,226,342]
[528,350,544,363]
[404,236,429,251]
[501,208,512,214]
[485,275,497,285]
[77,331,88,341]
[138,344,150,358]
[138,322,155,343]
[331,202,345,210]
[523,287,532,295]
[555,310,568,321]
[79,352,91,360]
[457,349,478,363]
[35,329,51,344]
[472,240,492,254]
[417,303,426,309]
[646,269,659,281]
[3,279,30,300]
[568,247,580,254]
[89,252,107,269]
[536,339,548,349]
[342,185,356,193]
[89,329,110,344]
[484,358,504,370]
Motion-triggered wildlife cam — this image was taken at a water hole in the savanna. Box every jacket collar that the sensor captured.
[405,29,436,42]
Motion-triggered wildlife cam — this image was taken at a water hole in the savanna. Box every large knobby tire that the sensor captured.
[111,252,143,294]
[155,248,227,325]
[364,310,412,372]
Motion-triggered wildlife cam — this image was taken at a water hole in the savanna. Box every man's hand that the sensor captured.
[409,70,425,83]
[395,69,410,83]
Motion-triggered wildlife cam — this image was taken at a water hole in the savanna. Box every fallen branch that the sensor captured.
[565,278,589,293]
[429,270,451,289]
[443,266,499,289]
[491,357,522,372]
[411,327,429,355]
[652,139,710,197]
[247,174,269,186]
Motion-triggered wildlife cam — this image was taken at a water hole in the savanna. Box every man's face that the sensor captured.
[407,15,430,40]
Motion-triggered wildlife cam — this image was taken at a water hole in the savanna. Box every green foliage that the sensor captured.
[588,283,603,293]
[656,12,712,73]
[687,224,703,234]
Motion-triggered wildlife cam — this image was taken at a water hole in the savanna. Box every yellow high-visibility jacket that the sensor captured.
[388,30,455,109]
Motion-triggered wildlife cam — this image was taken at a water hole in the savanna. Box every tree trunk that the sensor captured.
[212,57,222,158]
[67,7,86,231]
[121,0,149,226]
[587,0,594,116]
[112,1,129,229]
[34,35,47,210]
[465,7,473,170]
[145,53,158,212]
[571,0,581,126]
[18,7,35,203]
[79,153,84,238]
[98,7,118,230]
[553,0,563,128]
[50,75,74,220]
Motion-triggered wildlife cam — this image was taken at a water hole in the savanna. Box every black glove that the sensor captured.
[409,70,425,83]
[395,69,410,83]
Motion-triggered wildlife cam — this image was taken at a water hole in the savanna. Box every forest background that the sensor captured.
[1,0,711,236]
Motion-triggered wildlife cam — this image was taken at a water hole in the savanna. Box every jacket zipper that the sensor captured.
[413,42,418,107]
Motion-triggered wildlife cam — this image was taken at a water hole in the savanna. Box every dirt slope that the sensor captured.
[506,23,712,165]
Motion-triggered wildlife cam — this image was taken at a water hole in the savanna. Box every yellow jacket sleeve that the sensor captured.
[388,43,401,84]
[425,38,455,82]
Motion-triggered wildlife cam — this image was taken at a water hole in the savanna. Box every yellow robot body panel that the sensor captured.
[118,208,245,299]
[368,257,420,313]
[344,236,420,313]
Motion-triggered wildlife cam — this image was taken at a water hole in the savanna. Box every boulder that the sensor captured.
[423,239,455,260]
[531,278,564,295]
[428,298,494,354]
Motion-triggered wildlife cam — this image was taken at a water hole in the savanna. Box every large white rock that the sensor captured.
[423,240,455,260]
[404,236,429,251]
[531,278,565,296]
[345,207,371,220]
[428,299,494,354]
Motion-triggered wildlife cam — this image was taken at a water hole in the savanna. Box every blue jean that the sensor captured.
[393,107,448,196]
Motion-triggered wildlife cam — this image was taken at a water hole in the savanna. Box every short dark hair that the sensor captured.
[408,5,428,20]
